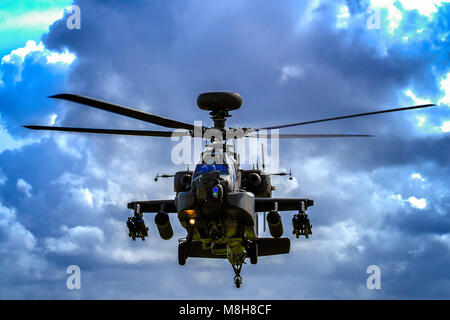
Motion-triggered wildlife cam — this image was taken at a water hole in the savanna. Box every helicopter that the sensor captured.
[24,92,435,288]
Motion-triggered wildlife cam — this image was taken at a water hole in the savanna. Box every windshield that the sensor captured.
[195,164,229,175]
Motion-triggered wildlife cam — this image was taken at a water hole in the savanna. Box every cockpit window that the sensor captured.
[195,164,229,175]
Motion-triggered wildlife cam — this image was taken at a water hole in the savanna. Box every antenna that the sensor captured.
[154,173,175,182]
[270,169,294,181]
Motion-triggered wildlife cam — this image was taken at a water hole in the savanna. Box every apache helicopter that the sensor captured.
[24,92,435,288]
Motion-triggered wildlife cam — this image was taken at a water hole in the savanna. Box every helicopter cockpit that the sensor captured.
[192,151,238,193]
[194,163,229,176]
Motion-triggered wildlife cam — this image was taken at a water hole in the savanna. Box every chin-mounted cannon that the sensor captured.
[292,200,312,239]
[127,204,149,241]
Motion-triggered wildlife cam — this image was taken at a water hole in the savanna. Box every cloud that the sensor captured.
[0,8,65,32]
[44,225,105,254]
[0,0,448,299]
[441,121,450,132]
[407,196,427,210]
[16,178,33,198]
[391,194,428,210]
[438,72,450,105]
[278,65,304,83]
[0,40,76,137]
[411,173,425,182]
[1,40,76,82]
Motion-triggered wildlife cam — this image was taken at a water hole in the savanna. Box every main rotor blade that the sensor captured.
[245,133,373,138]
[259,104,436,130]
[49,94,196,131]
[23,125,191,137]
[277,133,373,138]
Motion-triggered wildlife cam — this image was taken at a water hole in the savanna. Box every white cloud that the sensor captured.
[438,72,450,105]
[416,115,426,127]
[44,225,105,254]
[0,203,47,281]
[397,0,449,18]
[369,0,450,34]
[278,65,304,83]
[403,89,432,105]
[17,178,33,198]
[0,203,36,250]
[0,9,65,32]
[1,41,44,64]
[50,114,58,125]
[407,196,427,210]
[441,121,450,133]
[392,194,403,201]
[391,194,428,210]
[369,0,403,33]
[298,0,320,28]
[2,40,76,66]
[46,49,76,64]
[408,246,425,257]
[336,5,350,29]
[292,220,364,264]
[434,233,450,249]
[0,120,40,154]
[1,40,76,83]
[83,188,93,206]
[411,173,425,182]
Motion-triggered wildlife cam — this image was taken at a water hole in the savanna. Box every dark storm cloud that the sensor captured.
[0,0,449,299]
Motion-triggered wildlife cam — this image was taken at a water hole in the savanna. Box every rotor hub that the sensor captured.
[197,92,242,131]
[197,92,242,112]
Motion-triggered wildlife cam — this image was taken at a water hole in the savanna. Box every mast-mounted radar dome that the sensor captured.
[197,92,242,112]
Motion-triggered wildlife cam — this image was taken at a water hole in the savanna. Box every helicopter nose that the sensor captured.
[196,184,208,201]
[195,182,223,202]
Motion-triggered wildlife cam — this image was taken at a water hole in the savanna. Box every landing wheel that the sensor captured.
[232,263,243,288]
[249,241,258,265]
[178,242,187,266]
[234,276,242,288]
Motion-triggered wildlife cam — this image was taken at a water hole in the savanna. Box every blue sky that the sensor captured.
[0,0,449,299]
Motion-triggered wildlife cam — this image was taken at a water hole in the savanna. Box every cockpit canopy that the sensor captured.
[194,163,229,176]
[192,152,238,192]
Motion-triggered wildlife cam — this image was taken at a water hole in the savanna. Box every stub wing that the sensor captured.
[127,197,314,213]
[254,198,314,212]
[127,199,177,213]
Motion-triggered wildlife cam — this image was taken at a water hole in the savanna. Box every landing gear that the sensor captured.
[178,227,194,266]
[248,240,258,265]
[234,275,242,288]
[178,242,187,265]
[232,263,243,288]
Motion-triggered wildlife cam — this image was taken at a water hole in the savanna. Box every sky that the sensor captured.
[0,0,449,299]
